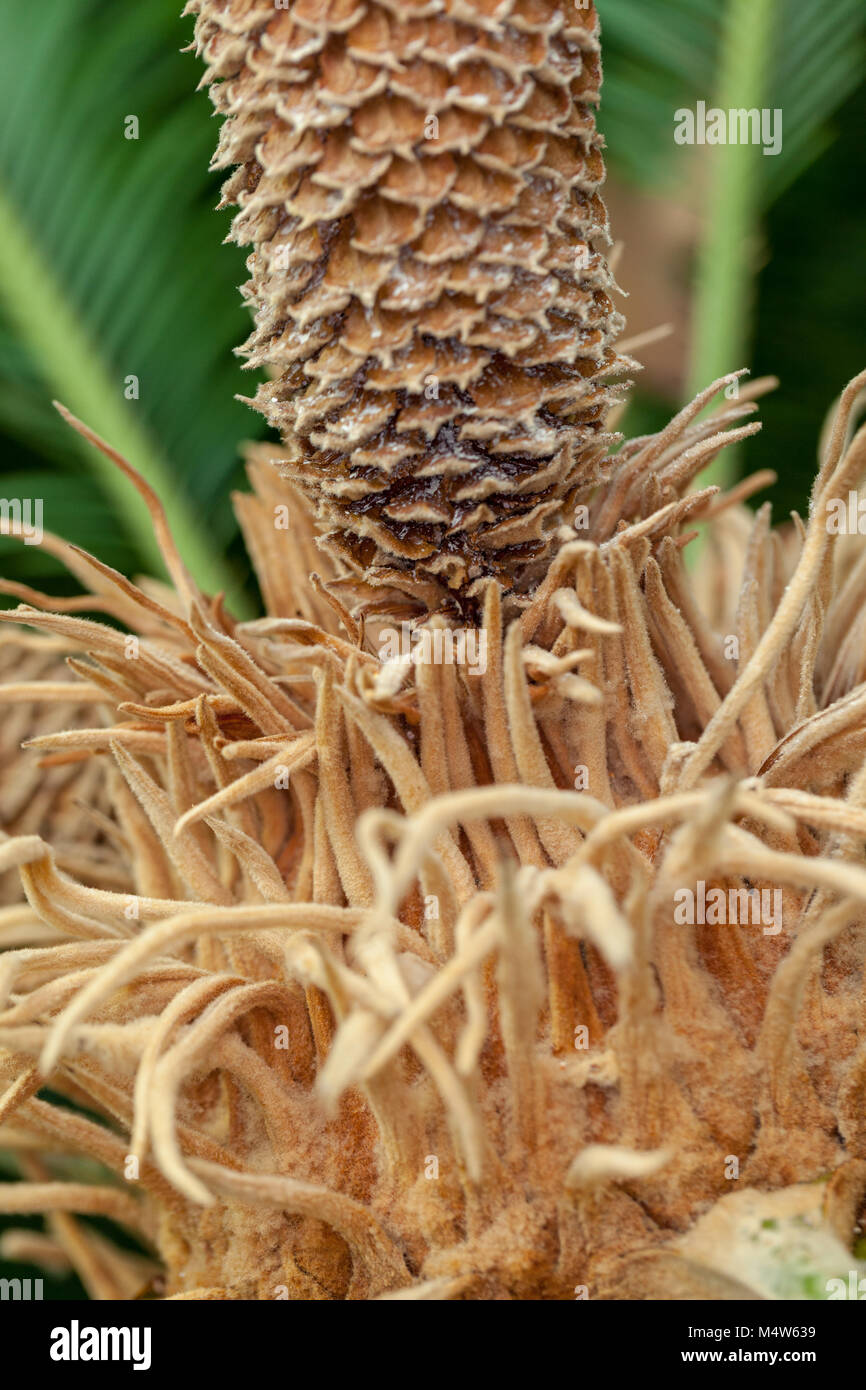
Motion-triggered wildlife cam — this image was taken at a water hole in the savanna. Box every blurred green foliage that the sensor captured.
[0,0,265,605]
[601,0,864,206]
[752,81,866,518]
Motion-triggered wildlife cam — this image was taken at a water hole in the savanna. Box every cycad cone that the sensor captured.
[0,0,865,1301]
[191,0,627,605]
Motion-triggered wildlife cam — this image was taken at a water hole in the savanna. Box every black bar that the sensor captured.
[0,1297,859,1377]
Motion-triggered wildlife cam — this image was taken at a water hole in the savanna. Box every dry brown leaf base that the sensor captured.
[1,371,866,1298]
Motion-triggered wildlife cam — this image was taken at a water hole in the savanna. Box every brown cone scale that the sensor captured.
[186,0,627,603]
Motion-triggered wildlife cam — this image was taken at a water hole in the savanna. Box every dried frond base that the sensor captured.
[2,372,866,1298]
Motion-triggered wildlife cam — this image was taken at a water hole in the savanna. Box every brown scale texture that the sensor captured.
[186,0,627,601]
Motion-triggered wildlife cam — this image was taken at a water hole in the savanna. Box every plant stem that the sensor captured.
[0,184,253,616]
[686,0,777,488]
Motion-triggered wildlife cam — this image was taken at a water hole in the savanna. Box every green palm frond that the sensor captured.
[599,0,721,189]
[599,0,863,500]
[599,0,864,203]
[0,0,263,610]
[765,0,864,203]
